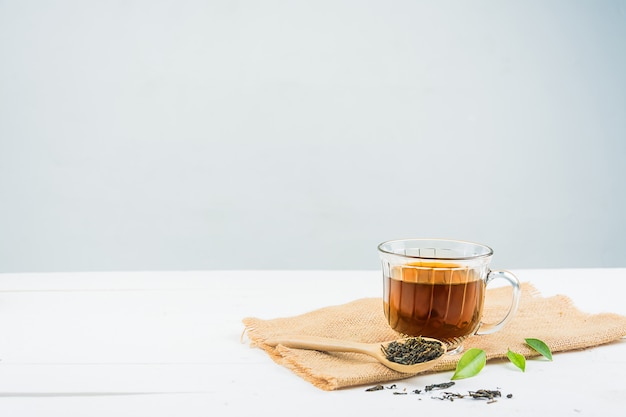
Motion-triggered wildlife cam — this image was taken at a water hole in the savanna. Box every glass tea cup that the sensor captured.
[378,238,520,353]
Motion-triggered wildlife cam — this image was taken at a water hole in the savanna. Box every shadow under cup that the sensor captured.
[378,239,520,353]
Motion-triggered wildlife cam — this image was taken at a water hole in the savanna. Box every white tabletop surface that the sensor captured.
[0,268,624,416]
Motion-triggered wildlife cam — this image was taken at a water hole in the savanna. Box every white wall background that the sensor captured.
[1,0,625,273]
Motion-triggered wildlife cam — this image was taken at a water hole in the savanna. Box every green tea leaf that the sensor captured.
[525,338,553,360]
[507,349,526,372]
[451,348,486,380]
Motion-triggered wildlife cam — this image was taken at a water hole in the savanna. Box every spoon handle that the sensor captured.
[265,335,373,355]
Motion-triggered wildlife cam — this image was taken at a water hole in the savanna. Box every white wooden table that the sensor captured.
[0,269,623,416]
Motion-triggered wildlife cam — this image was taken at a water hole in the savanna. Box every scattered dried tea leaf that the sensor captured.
[525,338,553,360]
[424,382,455,391]
[432,392,464,401]
[469,389,501,403]
[507,349,526,372]
[365,383,513,404]
[451,348,486,380]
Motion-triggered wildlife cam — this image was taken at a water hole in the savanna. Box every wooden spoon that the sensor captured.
[265,335,446,374]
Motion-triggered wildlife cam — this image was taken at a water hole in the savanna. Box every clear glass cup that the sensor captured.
[378,238,520,353]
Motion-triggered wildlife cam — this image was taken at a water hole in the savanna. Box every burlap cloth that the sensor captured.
[242,282,626,390]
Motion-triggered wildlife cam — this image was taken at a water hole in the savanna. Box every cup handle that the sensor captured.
[475,270,521,335]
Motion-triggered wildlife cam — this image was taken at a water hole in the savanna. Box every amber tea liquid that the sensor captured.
[383,262,486,347]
